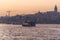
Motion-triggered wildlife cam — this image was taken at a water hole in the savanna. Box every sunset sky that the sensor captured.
[0,0,60,16]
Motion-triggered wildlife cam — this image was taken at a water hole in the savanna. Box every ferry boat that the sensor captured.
[22,20,36,27]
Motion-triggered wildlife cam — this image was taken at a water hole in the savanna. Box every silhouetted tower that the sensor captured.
[54,5,58,12]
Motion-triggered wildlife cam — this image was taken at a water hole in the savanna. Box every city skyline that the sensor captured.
[0,0,60,16]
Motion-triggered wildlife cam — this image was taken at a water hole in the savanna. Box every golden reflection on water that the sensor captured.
[0,24,60,40]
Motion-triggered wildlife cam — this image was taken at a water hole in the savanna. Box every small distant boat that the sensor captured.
[22,20,36,27]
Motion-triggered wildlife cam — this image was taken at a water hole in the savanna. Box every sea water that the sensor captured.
[0,24,60,40]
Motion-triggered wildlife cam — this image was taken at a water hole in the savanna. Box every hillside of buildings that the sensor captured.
[0,5,60,24]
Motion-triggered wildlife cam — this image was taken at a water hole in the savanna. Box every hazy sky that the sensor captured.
[0,0,60,16]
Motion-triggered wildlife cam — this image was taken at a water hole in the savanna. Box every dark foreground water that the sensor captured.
[0,24,60,40]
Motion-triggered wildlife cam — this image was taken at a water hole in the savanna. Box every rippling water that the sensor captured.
[0,24,60,40]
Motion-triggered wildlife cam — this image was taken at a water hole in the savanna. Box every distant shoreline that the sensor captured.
[0,23,60,25]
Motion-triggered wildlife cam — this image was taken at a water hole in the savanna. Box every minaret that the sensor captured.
[7,10,10,16]
[54,5,58,12]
